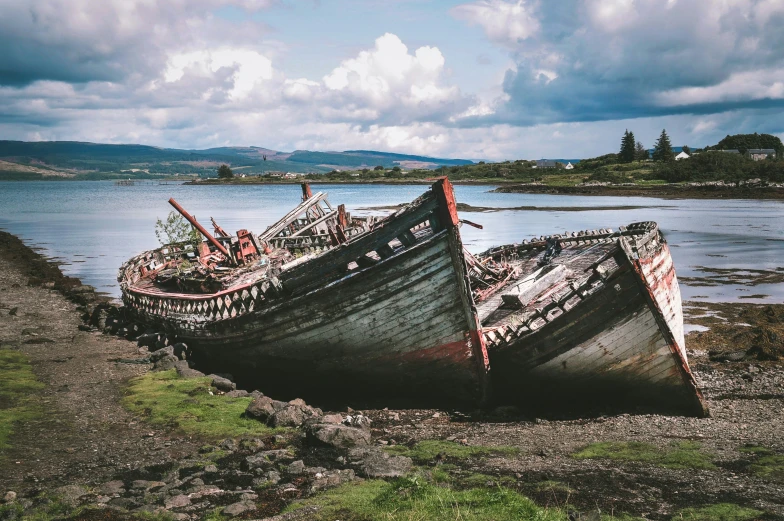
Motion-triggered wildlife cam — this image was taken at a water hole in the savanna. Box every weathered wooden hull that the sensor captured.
[487,231,708,417]
[122,179,489,408]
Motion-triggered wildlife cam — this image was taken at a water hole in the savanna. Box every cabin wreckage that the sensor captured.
[119,179,708,417]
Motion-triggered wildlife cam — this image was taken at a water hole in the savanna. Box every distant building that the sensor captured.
[536,159,557,169]
[719,149,740,154]
[675,151,690,160]
[267,171,284,177]
[564,162,574,170]
[747,149,776,161]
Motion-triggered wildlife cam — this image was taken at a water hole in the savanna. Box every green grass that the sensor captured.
[384,440,520,463]
[749,454,784,482]
[671,503,764,521]
[739,444,774,455]
[572,441,715,470]
[286,477,569,521]
[122,370,281,439]
[0,348,45,451]
[535,480,574,495]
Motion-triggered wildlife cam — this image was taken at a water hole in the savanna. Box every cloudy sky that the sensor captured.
[1,0,783,160]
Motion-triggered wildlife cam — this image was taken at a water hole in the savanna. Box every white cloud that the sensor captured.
[655,69,784,106]
[451,0,540,47]
[164,49,274,100]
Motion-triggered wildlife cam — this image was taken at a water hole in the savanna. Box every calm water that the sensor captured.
[0,181,782,303]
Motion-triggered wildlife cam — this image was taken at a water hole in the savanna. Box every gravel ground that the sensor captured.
[0,232,782,520]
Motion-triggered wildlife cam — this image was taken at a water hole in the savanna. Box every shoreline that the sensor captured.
[1,231,783,519]
[493,183,784,199]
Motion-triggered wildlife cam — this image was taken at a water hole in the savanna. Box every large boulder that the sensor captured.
[174,360,204,379]
[245,396,287,422]
[347,448,412,478]
[150,346,174,362]
[153,354,179,371]
[305,423,371,449]
[208,374,236,392]
[269,401,323,428]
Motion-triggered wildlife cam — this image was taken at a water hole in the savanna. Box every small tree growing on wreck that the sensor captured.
[155,212,202,250]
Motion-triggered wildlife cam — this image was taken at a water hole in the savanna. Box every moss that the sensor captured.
[286,478,569,521]
[384,440,519,463]
[739,444,774,455]
[671,503,764,521]
[535,480,575,495]
[572,441,715,470]
[749,454,784,482]
[122,370,280,439]
[0,348,45,451]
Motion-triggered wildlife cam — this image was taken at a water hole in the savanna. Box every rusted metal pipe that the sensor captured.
[168,198,234,263]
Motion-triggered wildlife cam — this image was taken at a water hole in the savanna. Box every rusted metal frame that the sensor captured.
[168,198,234,263]
[431,178,490,405]
[619,237,710,417]
[280,194,439,294]
[210,217,230,238]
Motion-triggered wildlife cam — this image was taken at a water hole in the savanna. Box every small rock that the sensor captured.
[153,354,179,370]
[246,450,291,469]
[239,438,265,452]
[164,494,191,509]
[54,484,89,507]
[287,460,306,476]
[98,480,125,496]
[204,465,218,473]
[150,346,175,362]
[270,404,322,428]
[306,423,371,448]
[3,491,17,502]
[348,448,412,478]
[174,360,204,378]
[209,374,236,392]
[220,438,238,451]
[226,389,250,398]
[343,414,372,431]
[321,413,344,425]
[245,396,277,422]
[223,500,256,516]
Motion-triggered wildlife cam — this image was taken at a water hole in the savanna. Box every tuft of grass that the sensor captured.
[739,444,774,455]
[385,440,519,463]
[671,503,764,521]
[286,477,569,521]
[600,514,648,521]
[572,441,715,470]
[535,480,574,495]
[749,454,784,482]
[0,348,44,451]
[122,370,281,439]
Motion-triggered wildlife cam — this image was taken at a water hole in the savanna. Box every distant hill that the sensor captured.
[0,141,474,180]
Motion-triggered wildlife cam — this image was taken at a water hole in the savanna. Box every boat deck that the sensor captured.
[478,239,620,330]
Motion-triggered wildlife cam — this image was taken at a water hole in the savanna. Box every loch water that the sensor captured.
[0,181,782,303]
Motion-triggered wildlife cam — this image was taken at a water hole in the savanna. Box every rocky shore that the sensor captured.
[1,230,783,520]
[493,183,784,199]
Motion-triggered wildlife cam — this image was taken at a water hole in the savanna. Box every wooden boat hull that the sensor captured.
[488,232,708,417]
[123,180,489,408]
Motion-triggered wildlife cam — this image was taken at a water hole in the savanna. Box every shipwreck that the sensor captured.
[119,179,708,417]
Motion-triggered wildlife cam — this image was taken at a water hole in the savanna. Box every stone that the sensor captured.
[288,398,307,407]
[347,448,412,478]
[174,360,204,378]
[310,469,355,492]
[154,354,179,370]
[98,480,125,496]
[164,494,191,509]
[246,450,292,469]
[3,491,17,502]
[286,460,306,476]
[249,390,264,399]
[209,374,237,392]
[245,396,276,421]
[204,465,218,473]
[223,501,256,516]
[321,413,344,425]
[226,389,250,398]
[54,484,89,507]
[150,346,175,362]
[220,438,238,451]
[239,438,265,452]
[132,480,166,491]
[306,423,371,449]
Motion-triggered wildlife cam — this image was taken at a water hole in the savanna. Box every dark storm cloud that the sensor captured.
[454,0,784,126]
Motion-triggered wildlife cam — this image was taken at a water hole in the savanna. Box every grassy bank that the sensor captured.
[0,348,44,452]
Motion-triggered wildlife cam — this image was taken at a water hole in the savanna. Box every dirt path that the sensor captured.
[0,253,199,493]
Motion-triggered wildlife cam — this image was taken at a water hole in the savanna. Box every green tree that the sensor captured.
[392,165,401,172]
[217,164,234,179]
[635,141,649,160]
[653,129,674,162]
[682,145,691,155]
[155,211,201,249]
[619,130,636,162]
[373,165,384,170]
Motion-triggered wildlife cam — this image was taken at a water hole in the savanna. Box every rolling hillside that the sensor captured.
[0,141,473,180]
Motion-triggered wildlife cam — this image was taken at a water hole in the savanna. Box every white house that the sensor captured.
[564,162,574,170]
[675,151,690,160]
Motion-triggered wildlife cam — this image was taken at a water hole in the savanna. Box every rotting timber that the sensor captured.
[119,179,708,416]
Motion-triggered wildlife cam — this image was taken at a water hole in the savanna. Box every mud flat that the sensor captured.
[493,183,784,200]
[0,231,783,520]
